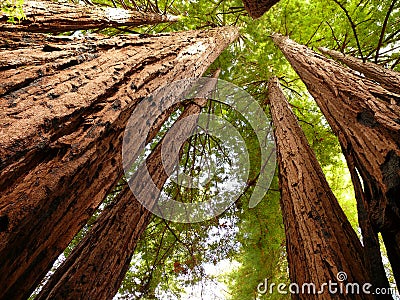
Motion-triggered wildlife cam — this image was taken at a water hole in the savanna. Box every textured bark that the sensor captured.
[319,47,400,96]
[268,77,371,299]
[242,0,280,19]
[0,33,111,96]
[347,154,391,295]
[0,31,105,49]
[0,27,238,300]
[0,0,177,33]
[36,77,217,300]
[321,47,391,294]
[272,33,400,290]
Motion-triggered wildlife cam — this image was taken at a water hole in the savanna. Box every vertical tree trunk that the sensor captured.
[320,43,391,293]
[0,0,177,33]
[242,0,280,19]
[346,154,391,293]
[268,77,372,299]
[319,47,400,96]
[272,33,400,290]
[36,78,216,300]
[0,27,238,300]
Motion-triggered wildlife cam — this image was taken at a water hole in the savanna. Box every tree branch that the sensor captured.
[333,0,364,61]
[375,0,398,63]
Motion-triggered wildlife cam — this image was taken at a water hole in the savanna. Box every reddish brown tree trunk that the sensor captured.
[36,90,213,300]
[272,33,400,290]
[319,47,400,95]
[0,27,238,300]
[0,33,111,96]
[268,77,372,299]
[242,0,280,19]
[322,42,391,294]
[0,31,109,50]
[347,154,391,294]
[0,0,177,33]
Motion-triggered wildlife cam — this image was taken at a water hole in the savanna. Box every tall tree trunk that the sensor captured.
[347,154,391,294]
[319,47,400,95]
[0,27,238,300]
[0,33,111,96]
[272,33,400,290]
[36,76,217,299]
[268,76,372,299]
[0,0,177,33]
[242,0,280,19]
[0,31,108,50]
[322,42,391,294]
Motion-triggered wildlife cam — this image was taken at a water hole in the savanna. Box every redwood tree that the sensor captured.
[319,47,400,95]
[242,0,280,19]
[0,32,111,96]
[0,0,177,33]
[272,33,400,290]
[0,27,238,299]
[268,76,372,299]
[36,94,210,299]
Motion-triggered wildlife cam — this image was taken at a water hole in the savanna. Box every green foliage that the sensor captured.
[1,0,25,23]
[117,212,241,299]
[225,178,289,300]
[114,98,268,299]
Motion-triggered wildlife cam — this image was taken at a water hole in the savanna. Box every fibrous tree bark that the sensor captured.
[0,32,111,96]
[0,0,177,33]
[268,76,372,299]
[36,71,220,299]
[319,47,400,95]
[36,104,205,300]
[272,33,400,290]
[0,27,238,300]
[242,0,280,19]
[318,46,399,292]
[346,153,391,293]
[0,31,108,49]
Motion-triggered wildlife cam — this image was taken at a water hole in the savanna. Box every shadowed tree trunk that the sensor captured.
[319,47,400,95]
[242,0,280,19]
[319,44,392,296]
[0,27,238,300]
[346,154,391,294]
[36,71,219,299]
[272,33,400,290]
[268,76,372,299]
[0,0,177,33]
